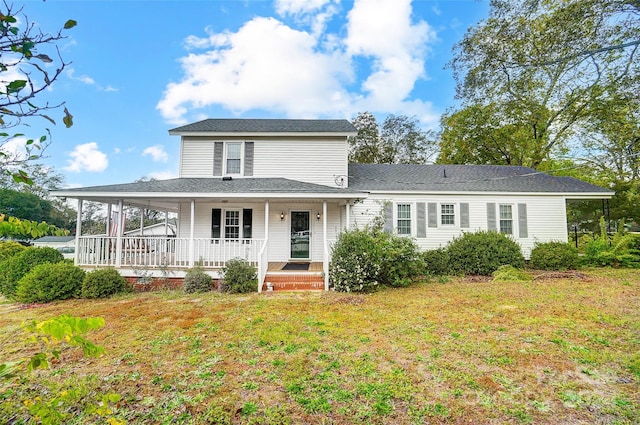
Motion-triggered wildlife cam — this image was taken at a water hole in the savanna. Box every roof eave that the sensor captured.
[362,190,614,198]
[168,130,357,137]
[51,190,368,200]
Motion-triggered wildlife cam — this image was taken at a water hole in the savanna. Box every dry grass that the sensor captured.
[1,268,639,424]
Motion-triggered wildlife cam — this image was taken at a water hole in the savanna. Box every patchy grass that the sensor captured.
[1,268,638,424]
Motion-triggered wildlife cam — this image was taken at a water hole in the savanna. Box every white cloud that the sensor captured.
[0,136,29,161]
[64,142,108,172]
[275,0,333,16]
[143,145,169,163]
[157,0,439,127]
[66,68,95,85]
[157,16,352,124]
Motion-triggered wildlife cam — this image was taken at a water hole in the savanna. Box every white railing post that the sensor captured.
[74,199,82,265]
[258,201,269,293]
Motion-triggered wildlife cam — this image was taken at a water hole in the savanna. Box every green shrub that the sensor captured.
[15,262,85,303]
[329,228,383,292]
[329,227,425,292]
[377,232,424,287]
[492,265,531,282]
[0,247,64,299]
[0,241,26,264]
[446,231,525,276]
[183,263,213,293]
[529,241,579,270]
[221,258,257,293]
[422,247,451,276]
[581,217,640,268]
[82,268,129,298]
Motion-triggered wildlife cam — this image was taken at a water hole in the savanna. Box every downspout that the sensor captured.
[258,200,269,293]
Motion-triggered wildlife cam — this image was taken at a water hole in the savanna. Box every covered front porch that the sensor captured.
[54,177,367,292]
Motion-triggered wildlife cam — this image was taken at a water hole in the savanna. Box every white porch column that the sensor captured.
[164,211,169,235]
[323,200,329,291]
[259,200,269,293]
[189,199,195,267]
[140,208,145,235]
[74,199,82,264]
[116,200,123,267]
[106,203,112,235]
[345,202,351,230]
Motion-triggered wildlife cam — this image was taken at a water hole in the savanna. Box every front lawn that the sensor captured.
[1,269,638,424]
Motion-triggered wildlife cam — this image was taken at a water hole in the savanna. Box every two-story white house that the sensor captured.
[53,119,613,291]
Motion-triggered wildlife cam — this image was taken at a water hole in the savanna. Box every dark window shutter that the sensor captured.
[518,203,528,238]
[383,202,393,233]
[212,208,221,238]
[427,202,437,228]
[243,209,253,239]
[487,203,496,230]
[460,203,469,228]
[416,202,426,238]
[244,142,254,176]
[213,142,223,176]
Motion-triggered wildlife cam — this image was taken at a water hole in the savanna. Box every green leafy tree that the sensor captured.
[0,3,76,184]
[444,0,639,168]
[349,112,435,164]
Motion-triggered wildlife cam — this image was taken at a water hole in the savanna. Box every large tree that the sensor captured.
[0,3,76,184]
[349,112,435,164]
[441,0,639,167]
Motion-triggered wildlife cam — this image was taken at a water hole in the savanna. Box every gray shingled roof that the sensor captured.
[170,119,357,134]
[348,164,613,194]
[33,236,75,243]
[54,178,361,195]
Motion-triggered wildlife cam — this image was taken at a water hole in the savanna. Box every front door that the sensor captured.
[290,211,310,259]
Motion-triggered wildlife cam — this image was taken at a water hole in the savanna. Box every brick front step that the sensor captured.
[262,273,325,291]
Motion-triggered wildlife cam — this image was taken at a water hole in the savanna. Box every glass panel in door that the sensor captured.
[290,211,310,259]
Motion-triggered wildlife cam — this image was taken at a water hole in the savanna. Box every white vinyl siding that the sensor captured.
[252,138,348,187]
[180,138,214,177]
[179,137,348,186]
[351,194,570,259]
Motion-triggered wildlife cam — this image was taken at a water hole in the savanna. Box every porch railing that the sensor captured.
[76,236,263,269]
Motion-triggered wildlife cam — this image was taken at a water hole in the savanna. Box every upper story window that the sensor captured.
[225,142,242,175]
[397,204,411,235]
[441,204,455,225]
[499,204,513,235]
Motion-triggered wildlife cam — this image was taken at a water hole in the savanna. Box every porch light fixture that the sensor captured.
[316,211,321,221]
[280,211,285,221]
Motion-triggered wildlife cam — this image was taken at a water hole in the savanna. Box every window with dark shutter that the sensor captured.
[243,209,253,239]
[212,208,221,239]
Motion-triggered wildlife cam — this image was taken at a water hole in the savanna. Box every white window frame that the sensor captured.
[440,203,456,226]
[499,204,513,235]
[224,142,243,176]
[224,209,241,239]
[396,203,412,236]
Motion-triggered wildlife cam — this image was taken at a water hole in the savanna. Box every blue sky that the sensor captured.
[10,0,489,188]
